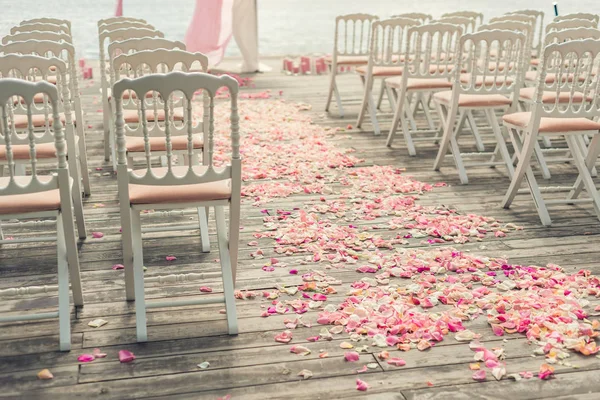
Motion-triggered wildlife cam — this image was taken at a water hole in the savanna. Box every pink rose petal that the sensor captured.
[199,286,213,293]
[356,378,369,391]
[165,255,177,261]
[344,351,360,362]
[112,264,124,270]
[77,354,95,363]
[118,350,135,363]
[91,232,104,239]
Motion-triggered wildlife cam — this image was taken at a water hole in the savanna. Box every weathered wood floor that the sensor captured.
[1,59,599,399]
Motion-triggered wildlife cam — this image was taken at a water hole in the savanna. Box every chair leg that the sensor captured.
[131,210,148,342]
[70,169,87,240]
[325,66,336,112]
[569,134,600,200]
[56,214,72,351]
[385,85,397,111]
[103,96,111,161]
[386,88,403,148]
[486,109,514,179]
[356,75,369,129]
[198,207,210,253]
[466,110,485,152]
[120,201,136,301]
[376,82,386,110]
[566,135,600,219]
[215,206,238,335]
[433,103,458,171]
[449,111,469,184]
[420,93,436,131]
[75,117,92,197]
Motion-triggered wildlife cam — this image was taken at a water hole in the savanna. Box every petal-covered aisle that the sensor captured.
[209,92,600,396]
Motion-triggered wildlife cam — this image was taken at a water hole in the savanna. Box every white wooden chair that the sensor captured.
[2,31,72,45]
[441,11,483,30]
[501,39,600,225]
[10,23,69,36]
[432,29,527,184]
[554,13,599,26]
[20,18,72,36]
[356,17,420,135]
[506,10,545,57]
[114,71,240,341]
[385,22,462,155]
[0,39,92,198]
[112,49,211,252]
[0,78,83,351]
[546,19,597,34]
[98,16,147,29]
[99,27,164,162]
[0,53,87,239]
[325,13,378,117]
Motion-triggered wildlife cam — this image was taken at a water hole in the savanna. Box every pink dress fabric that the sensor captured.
[115,0,123,16]
[185,0,234,66]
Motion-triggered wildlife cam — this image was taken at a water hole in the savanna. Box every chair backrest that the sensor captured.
[391,13,432,25]
[544,28,600,46]
[441,11,484,27]
[453,29,526,98]
[331,14,379,63]
[0,79,65,196]
[436,16,477,34]
[98,16,147,28]
[479,21,533,66]
[366,18,420,70]
[2,31,72,45]
[533,39,600,119]
[0,54,74,147]
[506,10,545,55]
[114,72,240,188]
[403,22,463,80]
[10,23,69,36]
[546,19,597,33]
[107,37,187,91]
[554,13,599,25]
[20,18,71,35]
[98,21,154,34]
[112,49,209,137]
[0,40,81,116]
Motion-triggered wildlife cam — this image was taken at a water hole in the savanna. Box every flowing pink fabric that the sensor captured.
[185,0,234,66]
[115,0,123,16]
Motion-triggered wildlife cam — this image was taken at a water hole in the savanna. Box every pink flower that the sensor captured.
[165,255,177,261]
[91,232,104,239]
[289,269,298,275]
[112,264,124,270]
[472,370,486,381]
[538,364,554,380]
[345,351,360,362]
[386,358,406,367]
[77,354,95,362]
[199,287,213,293]
[274,330,293,343]
[118,350,135,363]
[356,378,369,391]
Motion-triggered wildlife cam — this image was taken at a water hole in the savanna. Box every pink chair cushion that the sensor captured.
[123,108,185,123]
[0,177,60,215]
[503,112,600,133]
[324,55,369,65]
[0,142,58,160]
[355,65,404,76]
[433,91,512,108]
[128,166,232,205]
[126,134,204,152]
[519,87,592,103]
[386,77,452,90]
[525,71,586,83]
[12,113,75,129]
[459,74,514,87]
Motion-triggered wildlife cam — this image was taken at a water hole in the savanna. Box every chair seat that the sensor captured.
[13,93,48,105]
[123,108,185,123]
[356,65,403,76]
[433,91,512,108]
[530,58,540,66]
[0,176,60,215]
[126,134,204,152]
[12,112,75,129]
[460,74,514,87]
[503,112,600,133]
[386,77,452,90]
[129,166,231,205]
[324,55,369,65]
[519,87,592,103]
[525,71,586,83]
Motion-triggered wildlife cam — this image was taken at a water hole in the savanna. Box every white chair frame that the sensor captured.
[441,11,483,30]
[502,39,600,225]
[506,10,545,57]
[385,22,463,155]
[0,39,91,198]
[554,13,599,26]
[546,19,597,34]
[0,78,82,351]
[325,13,378,118]
[391,13,432,24]
[10,23,69,36]
[20,18,72,35]
[433,29,527,184]
[2,31,72,45]
[114,72,240,341]
[99,27,164,161]
[356,17,420,135]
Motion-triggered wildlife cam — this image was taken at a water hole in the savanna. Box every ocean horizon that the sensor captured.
[1,0,598,61]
